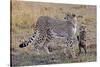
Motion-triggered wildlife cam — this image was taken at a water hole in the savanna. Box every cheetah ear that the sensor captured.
[83,26,86,30]
[71,13,76,17]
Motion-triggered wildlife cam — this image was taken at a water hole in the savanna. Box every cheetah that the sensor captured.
[77,25,87,55]
[19,13,78,58]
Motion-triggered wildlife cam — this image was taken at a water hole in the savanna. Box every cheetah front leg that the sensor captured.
[43,39,51,54]
[69,45,77,59]
[65,39,77,59]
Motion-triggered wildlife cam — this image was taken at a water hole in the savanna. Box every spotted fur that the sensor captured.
[19,14,78,58]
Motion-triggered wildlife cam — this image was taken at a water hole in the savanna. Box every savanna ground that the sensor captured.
[11,0,96,66]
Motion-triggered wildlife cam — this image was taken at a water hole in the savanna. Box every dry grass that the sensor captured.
[11,0,96,66]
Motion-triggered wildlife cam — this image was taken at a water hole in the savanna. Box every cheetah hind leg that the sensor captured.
[33,44,40,55]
